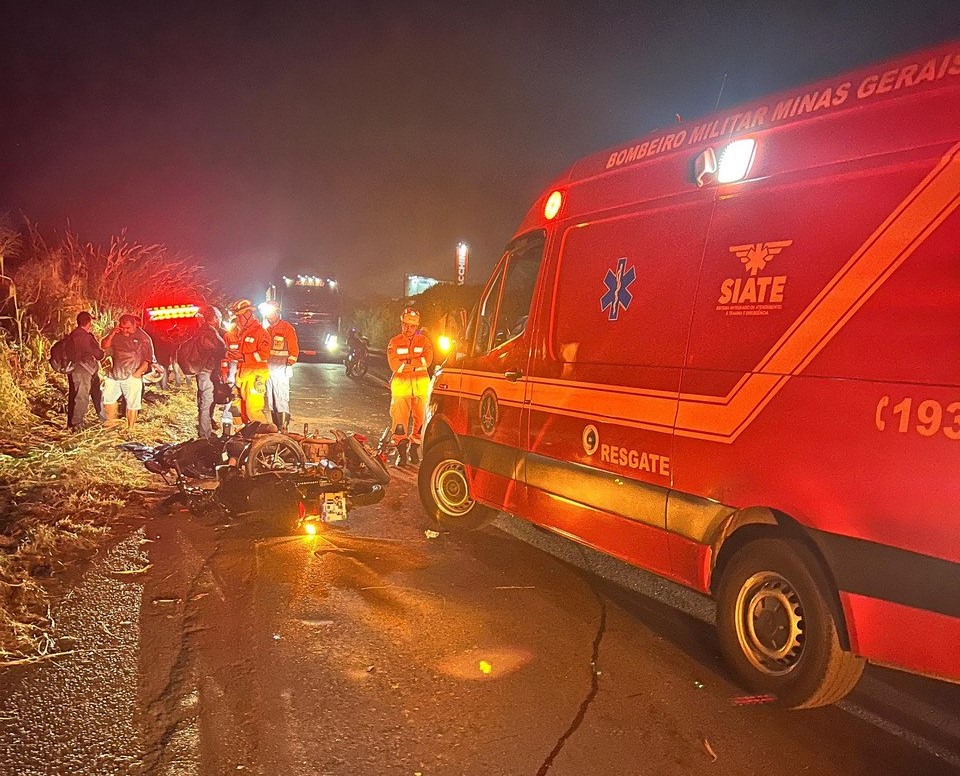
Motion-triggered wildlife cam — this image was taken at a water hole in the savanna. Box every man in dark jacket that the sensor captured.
[66,311,104,431]
[194,306,227,439]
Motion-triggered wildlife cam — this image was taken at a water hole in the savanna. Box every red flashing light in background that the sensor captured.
[147,305,200,321]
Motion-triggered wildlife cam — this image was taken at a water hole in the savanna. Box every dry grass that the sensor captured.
[0,362,197,662]
[0,220,213,662]
[14,223,213,334]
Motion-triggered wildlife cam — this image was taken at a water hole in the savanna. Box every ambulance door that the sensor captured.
[458,231,545,513]
[524,196,711,579]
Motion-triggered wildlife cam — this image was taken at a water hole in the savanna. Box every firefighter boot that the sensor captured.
[271,411,282,431]
[396,439,409,467]
[409,443,420,465]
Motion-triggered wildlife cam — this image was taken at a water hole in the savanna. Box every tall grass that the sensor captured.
[14,222,213,336]
[0,220,211,661]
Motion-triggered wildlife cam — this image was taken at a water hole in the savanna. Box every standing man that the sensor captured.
[194,306,227,439]
[218,313,240,437]
[65,311,104,431]
[226,299,270,424]
[263,302,299,432]
[101,314,154,430]
[386,308,433,466]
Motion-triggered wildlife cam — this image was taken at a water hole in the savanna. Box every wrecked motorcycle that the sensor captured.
[139,421,390,532]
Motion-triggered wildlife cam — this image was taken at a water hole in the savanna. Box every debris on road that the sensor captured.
[112,563,154,576]
[424,529,440,539]
[703,738,718,762]
[732,694,777,706]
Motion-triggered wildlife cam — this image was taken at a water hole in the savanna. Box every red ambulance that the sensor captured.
[418,40,960,707]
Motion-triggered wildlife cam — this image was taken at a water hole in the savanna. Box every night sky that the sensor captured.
[1,1,958,301]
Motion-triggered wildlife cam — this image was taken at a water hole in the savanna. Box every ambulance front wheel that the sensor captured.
[418,440,495,530]
[716,537,865,708]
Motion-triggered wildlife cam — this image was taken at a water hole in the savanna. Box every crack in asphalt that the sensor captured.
[535,585,608,776]
[139,541,218,775]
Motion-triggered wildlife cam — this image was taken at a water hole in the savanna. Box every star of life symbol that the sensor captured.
[600,257,636,321]
[729,241,793,276]
[480,389,498,436]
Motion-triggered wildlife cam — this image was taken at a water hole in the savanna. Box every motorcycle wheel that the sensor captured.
[344,433,391,485]
[243,433,306,476]
[347,359,368,380]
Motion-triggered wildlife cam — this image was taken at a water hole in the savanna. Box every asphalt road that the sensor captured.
[0,363,958,775]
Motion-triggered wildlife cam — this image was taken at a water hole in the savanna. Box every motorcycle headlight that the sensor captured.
[325,334,339,352]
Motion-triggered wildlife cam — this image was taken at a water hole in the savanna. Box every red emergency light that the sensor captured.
[147,304,200,321]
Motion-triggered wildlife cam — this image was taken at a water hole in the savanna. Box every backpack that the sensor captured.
[49,336,75,374]
[176,326,226,376]
[175,334,204,376]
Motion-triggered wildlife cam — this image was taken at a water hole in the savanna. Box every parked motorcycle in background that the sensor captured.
[344,328,369,380]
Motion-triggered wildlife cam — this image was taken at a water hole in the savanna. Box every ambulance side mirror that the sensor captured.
[694,148,718,187]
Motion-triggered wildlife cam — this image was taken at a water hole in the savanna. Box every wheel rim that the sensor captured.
[734,571,805,676]
[431,459,474,517]
[253,445,302,473]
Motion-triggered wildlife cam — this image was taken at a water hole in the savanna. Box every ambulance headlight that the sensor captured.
[325,334,339,352]
[716,139,756,183]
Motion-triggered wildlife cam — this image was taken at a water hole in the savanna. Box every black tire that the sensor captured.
[345,357,368,380]
[243,434,306,477]
[344,433,391,486]
[417,440,495,530]
[716,537,865,708]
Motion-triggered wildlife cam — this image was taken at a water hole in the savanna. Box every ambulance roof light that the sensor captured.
[544,190,563,220]
[146,304,200,321]
[716,138,756,184]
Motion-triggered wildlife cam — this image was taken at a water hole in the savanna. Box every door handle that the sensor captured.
[504,370,523,382]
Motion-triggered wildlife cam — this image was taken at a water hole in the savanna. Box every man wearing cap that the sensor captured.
[262,301,299,432]
[226,299,271,424]
[386,308,434,466]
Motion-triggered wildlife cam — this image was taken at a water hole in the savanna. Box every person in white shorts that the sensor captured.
[101,314,155,430]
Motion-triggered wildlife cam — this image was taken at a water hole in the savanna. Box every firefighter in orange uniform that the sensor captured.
[387,308,433,466]
[263,302,299,432]
[226,299,270,424]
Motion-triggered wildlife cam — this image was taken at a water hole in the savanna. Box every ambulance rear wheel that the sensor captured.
[418,440,495,530]
[716,538,864,708]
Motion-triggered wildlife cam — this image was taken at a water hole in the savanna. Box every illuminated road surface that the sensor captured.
[0,363,958,775]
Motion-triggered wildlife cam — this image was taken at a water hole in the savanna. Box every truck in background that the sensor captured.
[266,274,342,359]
